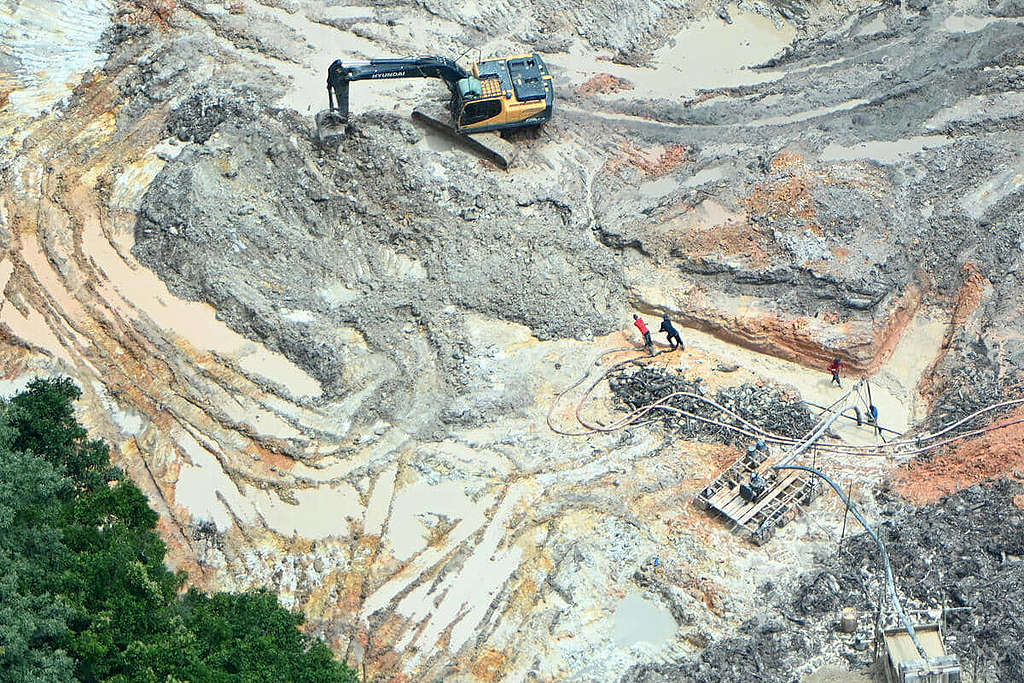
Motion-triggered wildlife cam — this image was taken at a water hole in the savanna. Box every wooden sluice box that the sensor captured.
[879,624,961,683]
[693,442,822,545]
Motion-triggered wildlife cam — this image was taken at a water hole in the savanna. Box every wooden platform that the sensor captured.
[694,445,821,545]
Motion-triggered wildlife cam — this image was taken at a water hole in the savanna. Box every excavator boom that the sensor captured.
[325,56,470,119]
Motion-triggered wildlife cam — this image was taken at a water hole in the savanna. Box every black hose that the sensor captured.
[773,463,929,661]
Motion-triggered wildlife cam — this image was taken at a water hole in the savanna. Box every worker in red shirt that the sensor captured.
[633,314,653,354]
[828,357,844,387]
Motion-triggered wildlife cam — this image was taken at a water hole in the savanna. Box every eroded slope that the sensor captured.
[1,0,1023,680]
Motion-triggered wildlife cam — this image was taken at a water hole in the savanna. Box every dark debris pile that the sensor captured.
[812,480,1024,681]
[625,619,815,683]
[922,357,1019,440]
[165,88,261,144]
[609,365,816,444]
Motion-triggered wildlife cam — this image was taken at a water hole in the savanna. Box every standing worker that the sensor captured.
[633,314,653,355]
[660,314,684,351]
[828,357,844,387]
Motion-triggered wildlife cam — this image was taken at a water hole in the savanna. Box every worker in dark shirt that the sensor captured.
[828,357,844,387]
[633,314,653,354]
[660,314,684,351]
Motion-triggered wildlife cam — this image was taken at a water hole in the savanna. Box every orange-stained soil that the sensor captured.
[892,406,1024,505]
[674,214,774,269]
[576,73,635,96]
[606,142,689,176]
[672,285,922,376]
[746,173,820,231]
[119,0,178,29]
[468,649,509,681]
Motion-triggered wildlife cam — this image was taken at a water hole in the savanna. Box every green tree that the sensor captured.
[178,590,358,683]
[8,378,119,495]
[0,378,360,682]
[0,436,75,681]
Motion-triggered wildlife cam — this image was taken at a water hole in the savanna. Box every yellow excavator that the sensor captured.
[315,53,554,168]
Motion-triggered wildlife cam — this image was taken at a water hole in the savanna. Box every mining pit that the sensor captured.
[2,0,1023,679]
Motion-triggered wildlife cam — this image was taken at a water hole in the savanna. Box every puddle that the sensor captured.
[613,590,677,648]
[236,1,437,115]
[638,175,679,198]
[820,135,953,164]
[682,166,729,187]
[940,15,1021,32]
[174,428,253,532]
[220,1,428,116]
[925,92,1024,130]
[654,8,796,95]
[387,483,527,670]
[250,483,363,540]
[384,478,487,561]
[552,6,794,100]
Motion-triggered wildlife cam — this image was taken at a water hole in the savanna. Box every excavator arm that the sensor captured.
[325,56,471,120]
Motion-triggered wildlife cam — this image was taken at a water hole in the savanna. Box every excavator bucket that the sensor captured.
[315,109,347,147]
[411,106,517,170]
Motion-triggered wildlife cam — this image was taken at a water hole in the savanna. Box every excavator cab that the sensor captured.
[458,98,503,127]
[451,54,553,133]
[450,77,501,127]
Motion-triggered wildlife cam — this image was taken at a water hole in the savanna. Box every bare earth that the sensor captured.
[1,0,1023,680]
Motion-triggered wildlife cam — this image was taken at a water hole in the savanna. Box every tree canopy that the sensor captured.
[0,378,358,683]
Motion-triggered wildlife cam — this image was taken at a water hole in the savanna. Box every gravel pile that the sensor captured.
[609,366,816,444]
[924,360,1017,436]
[624,619,816,683]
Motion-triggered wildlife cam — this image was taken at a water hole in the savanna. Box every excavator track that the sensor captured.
[412,106,517,170]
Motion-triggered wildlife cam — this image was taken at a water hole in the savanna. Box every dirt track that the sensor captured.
[2,0,1023,679]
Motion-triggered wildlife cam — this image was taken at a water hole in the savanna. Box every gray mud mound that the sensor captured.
[133,95,624,428]
[588,4,1024,325]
